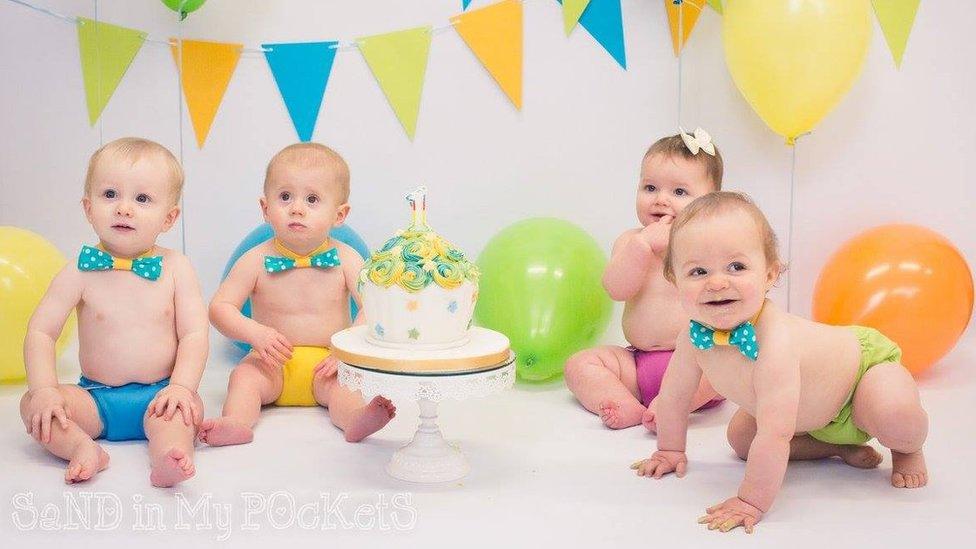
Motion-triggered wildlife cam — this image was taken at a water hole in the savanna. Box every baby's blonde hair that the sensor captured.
[663,191,782,284]
[264,142,350,202]
[645,134,724,190]
[85,137,184,204]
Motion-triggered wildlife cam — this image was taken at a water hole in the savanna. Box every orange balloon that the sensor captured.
[813,225,973,376]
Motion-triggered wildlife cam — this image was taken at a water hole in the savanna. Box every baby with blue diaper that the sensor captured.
[21,137,209,487]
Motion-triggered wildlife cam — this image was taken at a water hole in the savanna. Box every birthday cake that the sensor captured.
[358,187,480,350]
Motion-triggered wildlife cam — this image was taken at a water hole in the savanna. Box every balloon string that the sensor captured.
[176,13,187,256]
[786,141,797,312]
[677,2,683,127]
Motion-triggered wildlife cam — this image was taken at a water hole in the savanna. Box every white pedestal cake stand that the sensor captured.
[331,326,515,483]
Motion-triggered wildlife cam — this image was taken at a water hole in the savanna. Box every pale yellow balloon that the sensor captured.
[0,227,76,383]
[723,0,873,144]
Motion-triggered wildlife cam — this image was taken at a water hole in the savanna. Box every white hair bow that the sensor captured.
[679,127,716,156]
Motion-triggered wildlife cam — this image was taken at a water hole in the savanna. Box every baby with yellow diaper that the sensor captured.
[198,143,396,446]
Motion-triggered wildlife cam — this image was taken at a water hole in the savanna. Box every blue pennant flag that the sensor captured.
[262,41,338,142]
[557,0,626,69]
[463,0,473,10]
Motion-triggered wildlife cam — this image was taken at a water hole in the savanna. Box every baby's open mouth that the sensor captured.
[111,224,135,232]
[704,299,737,307]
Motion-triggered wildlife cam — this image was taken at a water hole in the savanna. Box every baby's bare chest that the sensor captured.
[79,273,176,325]
[253,268,347,312]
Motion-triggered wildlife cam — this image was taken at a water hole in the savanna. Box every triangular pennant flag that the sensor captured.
[463,0,473,10]
[707,0,723,14]
[263,41,338,142]
[76,18,147,125]
[563,0,592,35]
[452,0,523,109]
[170,39,242,148]
[557,0,626,69]
[666,0,704,56]
[357,27,432,140]
[872,0,921,68]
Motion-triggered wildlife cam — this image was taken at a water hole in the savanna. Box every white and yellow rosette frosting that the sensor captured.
[359,187,480,349]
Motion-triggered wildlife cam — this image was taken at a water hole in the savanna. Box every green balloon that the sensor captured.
[475,218,612,382]
[162,0,207,20]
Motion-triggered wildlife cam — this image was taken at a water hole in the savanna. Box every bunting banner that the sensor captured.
[872,0,921,68]
[357,27,432,140]
[707,0,723,15]
[463,0,473,10]
[452,0,523,109]
[262,41,338,142]
[170,39,242,147]
[666,0,704,56]
[76,17,147,125]
[558,0,626,69]
[562,0,592,36]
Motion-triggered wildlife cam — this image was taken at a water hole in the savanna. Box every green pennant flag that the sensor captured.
[707,0,723,14]
[872,0,920,68]
[357,27,432,140]
[76,18,147,125]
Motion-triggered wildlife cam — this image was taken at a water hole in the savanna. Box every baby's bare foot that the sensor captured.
[598,400,644,430]
[64,441,110,484]
[344,396,396,442]
[838,445,883,469]
[642,406,657,434]
[891,450,927,488]
[197,417,253,447]
[150,447,195,488]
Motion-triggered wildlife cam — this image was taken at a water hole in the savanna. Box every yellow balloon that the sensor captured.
[723,0,872,144]
[0,227,76,383]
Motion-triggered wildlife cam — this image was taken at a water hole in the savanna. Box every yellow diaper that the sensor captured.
[274,346,330,407]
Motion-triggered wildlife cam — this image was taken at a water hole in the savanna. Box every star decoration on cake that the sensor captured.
[374,324,385,337]
[408,328,420,340]
[447,300,458,313]
[406,300,419,311]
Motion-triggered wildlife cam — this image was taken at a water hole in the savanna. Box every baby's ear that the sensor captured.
[259,196,270,221]
[81,196,93,223]
[333,203,350,227]
[766,260,785,289]
[161,205,181,231]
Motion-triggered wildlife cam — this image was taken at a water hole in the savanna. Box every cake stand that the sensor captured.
[332,325,515,483]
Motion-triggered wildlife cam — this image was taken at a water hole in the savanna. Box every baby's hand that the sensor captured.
[148,384,202,426]
[639,215,674,256]
[699,496,763,534]
[632,449,687,478]
[313,355,340,380]
[249,325,293,368]
[25,386,69,444]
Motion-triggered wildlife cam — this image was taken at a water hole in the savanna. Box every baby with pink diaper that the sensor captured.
[565,129,725,431]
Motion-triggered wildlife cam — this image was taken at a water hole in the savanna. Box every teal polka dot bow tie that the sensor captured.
[77,245,163,281]
[689,319,760,361]
[264,248,340,273]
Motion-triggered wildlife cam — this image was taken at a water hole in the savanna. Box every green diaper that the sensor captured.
[807,326,902,446]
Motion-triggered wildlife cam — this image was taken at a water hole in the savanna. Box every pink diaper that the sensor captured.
[629,347,724,410]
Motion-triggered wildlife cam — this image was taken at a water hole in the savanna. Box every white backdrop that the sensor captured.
[2,0,973,357]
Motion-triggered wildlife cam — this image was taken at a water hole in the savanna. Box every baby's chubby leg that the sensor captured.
[851,362,928,488]
[20,385,110,484]
[313,373,395,443]
[198,354,283,447]
[564,346,644,429]
[145,391,204,488]
[726,408,883,469]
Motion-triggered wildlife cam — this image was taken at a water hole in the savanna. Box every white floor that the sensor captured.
[1,329,973,549]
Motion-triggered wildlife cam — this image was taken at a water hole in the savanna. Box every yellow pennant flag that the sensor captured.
[562,0,592,35]
[666,0,704,56]
[872,0,921,68]
[357,27,432,140]
[170,39,242,147]
[451,0,523,110]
